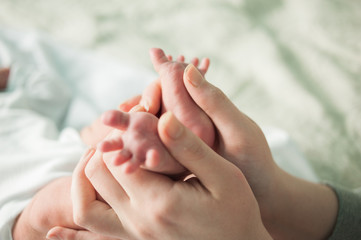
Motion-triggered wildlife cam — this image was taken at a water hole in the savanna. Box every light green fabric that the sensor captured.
[0,0,360,187]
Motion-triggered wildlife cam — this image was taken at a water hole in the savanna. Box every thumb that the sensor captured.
[46,227,118,240]
[183,64,254,137]
[158,112,246,196]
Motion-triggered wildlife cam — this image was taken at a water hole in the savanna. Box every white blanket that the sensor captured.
[0,29,155,239]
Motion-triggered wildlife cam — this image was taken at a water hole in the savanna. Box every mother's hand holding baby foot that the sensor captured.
[141,58,278,201]
[50,112,272,240]
[137,62,337,239]
[48,55,338,240]
[176,64,338,239]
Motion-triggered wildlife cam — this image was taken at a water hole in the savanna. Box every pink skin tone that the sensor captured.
[80,95,142,147]
[12,97,145,240]
[10,53,211,237]
[99,49,214,175]
[149,48,214,147]
[99,110,186,175]
[12,51,212,239]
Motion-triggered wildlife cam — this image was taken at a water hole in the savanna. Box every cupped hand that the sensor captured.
[47,148,131,240]
[83,112,272,240]
[141,62,280,226]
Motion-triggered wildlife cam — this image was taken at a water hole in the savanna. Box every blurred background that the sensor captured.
[1,0,360,188]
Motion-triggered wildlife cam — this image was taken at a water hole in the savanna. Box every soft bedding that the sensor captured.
[0,28,155,238]
[1,0,360,188]
[0,0,360,238]
[0,27,318,238]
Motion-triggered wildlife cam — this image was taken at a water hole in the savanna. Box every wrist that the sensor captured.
[253,224,274,240]
[263,169,338,239]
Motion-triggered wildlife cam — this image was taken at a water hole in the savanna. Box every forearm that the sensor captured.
[264,169,338,240]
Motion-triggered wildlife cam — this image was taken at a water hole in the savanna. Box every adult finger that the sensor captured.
[73,149,127,237]
[158,112,243,196]
[118,95,141,112]
[103,153,173,201]
[46,227,121,240]
[183,64,251,136]
[72,148,97,213]
[140,79,161,114]
[85,150,129,208]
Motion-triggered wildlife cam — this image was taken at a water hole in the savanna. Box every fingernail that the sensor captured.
[165,112,183,139]
[130,105,145,113]
[185,64,204,87]
[82,147,95,159]
[46,233,61,240]
[140,99,150,112]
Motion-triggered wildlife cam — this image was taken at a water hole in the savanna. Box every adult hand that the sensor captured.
[179,65,340,240]
[47,148,130,240]
[47,95,154,240]
[139,50,210,115]
[141,64,338,240]
[141,63,278,212]
[84,112,272,240]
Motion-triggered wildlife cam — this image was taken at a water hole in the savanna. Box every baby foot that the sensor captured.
[150,48,215,147]
[99,110,186,175]
[0,68,10,90]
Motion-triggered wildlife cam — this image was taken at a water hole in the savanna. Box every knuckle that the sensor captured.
[151,195,178,226]
[208,86,227,103]
[73,208,89,227]
[133,224,155,240]
[197,84,227,112]
[152,205,172,225]
[84,158,99,180]
[185,140,207,159]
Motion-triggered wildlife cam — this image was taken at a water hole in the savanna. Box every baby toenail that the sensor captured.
[185,64,204,87]
[130,105,145,113]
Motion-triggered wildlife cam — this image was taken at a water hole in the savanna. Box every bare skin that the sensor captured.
[12,159,118,240]
[99,49,215,175]
[50,63,338,240]
[12,177,78,240]
[99,110,186,176]
[12,52,210,239]
[149,48,215,148]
